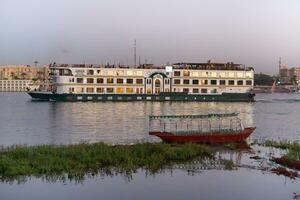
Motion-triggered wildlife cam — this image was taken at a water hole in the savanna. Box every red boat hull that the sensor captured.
[149,127,256,143]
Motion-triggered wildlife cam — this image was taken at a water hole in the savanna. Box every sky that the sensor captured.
[0,0,300,74]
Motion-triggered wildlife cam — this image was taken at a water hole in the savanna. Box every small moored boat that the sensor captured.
[149,113,255,143]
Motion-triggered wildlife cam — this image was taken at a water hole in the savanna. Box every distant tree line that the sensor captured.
[254,73,274,86]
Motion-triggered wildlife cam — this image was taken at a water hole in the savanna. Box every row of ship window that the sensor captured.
[173,79,252,86]
[70,78,144,84]
[59,69,252,78]
[68,87,217,94]
[69,78,252,86]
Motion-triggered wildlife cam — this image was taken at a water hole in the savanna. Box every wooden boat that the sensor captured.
[149,113,255,143]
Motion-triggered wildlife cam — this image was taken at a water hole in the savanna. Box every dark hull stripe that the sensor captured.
[28,92,255,102]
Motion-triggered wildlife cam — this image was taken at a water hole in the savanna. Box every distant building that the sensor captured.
[278,59,300,85]
[0,65,49,92]
[0,65,48,80]
[0,80,32,92]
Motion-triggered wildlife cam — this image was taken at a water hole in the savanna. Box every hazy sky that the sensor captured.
[1,0,300,74]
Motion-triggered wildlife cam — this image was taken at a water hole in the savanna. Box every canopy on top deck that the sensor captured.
[149,113,239,120]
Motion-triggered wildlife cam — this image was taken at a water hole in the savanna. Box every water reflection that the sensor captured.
[44,101,254,145]
[2,93,300,146]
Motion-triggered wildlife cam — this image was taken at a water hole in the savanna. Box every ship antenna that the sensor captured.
[139,56,141,66]
[134,39,137,67]
[279,57,282,71]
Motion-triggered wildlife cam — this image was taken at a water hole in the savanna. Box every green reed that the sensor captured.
[0,142,213,180]
[263,140,300,160]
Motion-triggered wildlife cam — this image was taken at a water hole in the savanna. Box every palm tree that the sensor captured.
[21,73,27,80]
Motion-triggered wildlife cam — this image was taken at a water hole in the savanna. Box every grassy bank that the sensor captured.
[0,142,213,180]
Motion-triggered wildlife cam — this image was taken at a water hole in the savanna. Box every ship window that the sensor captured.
[136,88,144,94]
[116,70,124,76]
[228,80,235,85]
[96,88,104,93]
[126,88,134,93]
[155,79,161,87]
[97,78,104,83]
[228,72,235,77]
[201,80,208,85]
[59,69,72,76]
[174,79,181,84]
[183,71,190,76]
[237,72,244,78]
[183,79,190,84]
[87,70,94,75]
[87,78,94,84]
[86,88,94,93]
[211,72,217,77]
[211,89,217,93]
[106,88,114,93]
[107,70,114,76]
[246,72,253,78]
[201,88,207,94]
[246,80,252,85]
[192,72,199,77]
[75,87,84,93]
[126,79,133,84]
[210,80,217,85]
[220,80,226,85]
[69,88,74,93]
[116,88,124,93]
[117,78,124,84]
[136,71,143,76]
[183,88,189,93]
[192,80,199,85]
[193,88,199,93]
[136,79,143,84]
[237,80,243,85]
[77,78,83,83]
[126,71,133,76]
[174,71,181,76]
[107,78,114,84]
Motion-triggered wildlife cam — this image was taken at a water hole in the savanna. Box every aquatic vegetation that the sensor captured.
[0,142,213,181]
[263,140,300,160]
[221,159,234,170]
[224,143,237,150]
[270,167,298,179]
[263,140,296,150]
[260,140,300,171]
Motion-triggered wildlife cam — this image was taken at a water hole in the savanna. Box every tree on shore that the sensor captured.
[254,73,274,86]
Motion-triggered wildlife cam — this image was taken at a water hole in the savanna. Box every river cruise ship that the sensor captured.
[28,62,255,102]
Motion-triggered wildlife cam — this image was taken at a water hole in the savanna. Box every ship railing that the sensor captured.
[149,113,243,135]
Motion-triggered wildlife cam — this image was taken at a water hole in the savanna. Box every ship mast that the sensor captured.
[134,39,137,66]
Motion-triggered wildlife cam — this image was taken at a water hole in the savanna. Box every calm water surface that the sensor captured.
[0,92,300,200]
[0,92,300,146]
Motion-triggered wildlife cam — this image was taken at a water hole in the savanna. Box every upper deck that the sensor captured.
[49,62,253,71]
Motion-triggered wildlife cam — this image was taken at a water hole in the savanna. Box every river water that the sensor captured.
[0,93,300,200]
